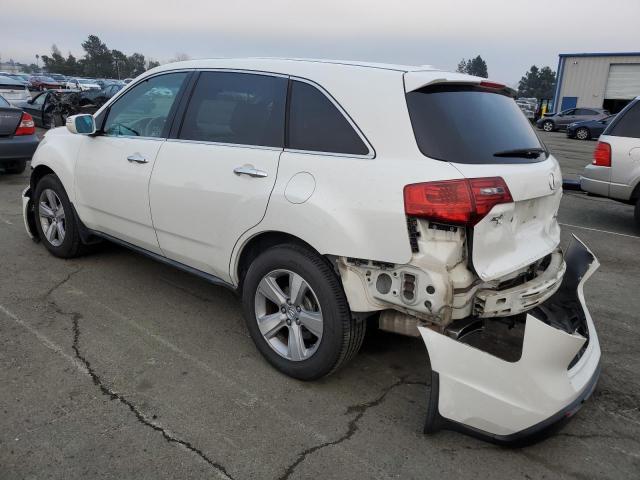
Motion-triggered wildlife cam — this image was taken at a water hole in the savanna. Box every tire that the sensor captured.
[33,174,84,258]
[635,198,640,228]
[576,127,590,140]
[4,160,26,174]
[241,244,366,380]
[542,120,554,132]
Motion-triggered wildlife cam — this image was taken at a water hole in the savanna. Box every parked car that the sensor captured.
[566,115,616,140]
[78,83,123,107]
[516,97,537,121]
[13,90,82,128]
[581,97,640,225]
[0,94,38,174]
[48,73,68,84]
[3,73,31,87]
[65,78,101,91]
[0,75,32,104]
[21,59,601,445]
[28,75,64,91]
[536,107,609,132]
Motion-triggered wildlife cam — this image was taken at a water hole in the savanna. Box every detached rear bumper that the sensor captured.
[419,236,601,446]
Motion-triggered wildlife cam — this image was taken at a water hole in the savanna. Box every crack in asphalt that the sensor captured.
[278,377,427,480]
[45,268,236,480]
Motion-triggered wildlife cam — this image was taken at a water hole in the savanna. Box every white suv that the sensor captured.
[22,58,601,444]
[581,97,640,225]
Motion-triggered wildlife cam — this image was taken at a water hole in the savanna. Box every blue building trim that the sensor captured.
[552,56,565,113]
[558,52,640,58]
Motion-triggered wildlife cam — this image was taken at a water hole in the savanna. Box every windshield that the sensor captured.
[78,79,94,84]
[406,85,546,164]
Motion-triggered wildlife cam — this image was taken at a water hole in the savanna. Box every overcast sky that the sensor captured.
[2,0,639,84]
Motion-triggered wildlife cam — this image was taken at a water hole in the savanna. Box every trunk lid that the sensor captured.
[404,75,562,281]
[453,158,562,281]
[0,107,22,136]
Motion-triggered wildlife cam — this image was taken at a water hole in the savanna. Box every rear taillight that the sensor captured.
[593,141,611,167]
[15,112,35,136]
[404,177,513,226]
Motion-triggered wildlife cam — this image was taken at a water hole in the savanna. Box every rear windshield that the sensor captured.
[406,85,546,164]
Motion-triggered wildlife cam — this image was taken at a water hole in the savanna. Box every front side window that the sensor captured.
[287,80,369,155]
[31,93,46,106]
[103,72,187,138]
[179,72,287,147]
[608,101,640,139]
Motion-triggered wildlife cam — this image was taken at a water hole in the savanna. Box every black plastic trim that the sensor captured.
[424,363,601,447]
[85,229,236,291]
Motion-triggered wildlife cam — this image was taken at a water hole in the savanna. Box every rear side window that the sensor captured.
[406,85,545,164]
[608,101,640,139]
[179,72,287,148]
[287,80,369,155]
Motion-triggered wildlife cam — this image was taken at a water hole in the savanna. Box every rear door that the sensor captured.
[405,82,561,281]
[603,100,640,199]
[149,71,287,281]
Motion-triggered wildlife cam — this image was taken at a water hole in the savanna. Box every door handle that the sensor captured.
[127,153,148,164]
[233,165,268,178]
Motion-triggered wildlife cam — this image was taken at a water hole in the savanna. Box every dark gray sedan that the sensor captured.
[0,95,39,174]
[536,107,609,132]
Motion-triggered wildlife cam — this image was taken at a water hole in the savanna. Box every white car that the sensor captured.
[65,78,101,91]
[0,75,31,104]
[581,97,640,225]
[21,58,601,445]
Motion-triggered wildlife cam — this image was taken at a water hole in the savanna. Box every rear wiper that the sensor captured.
[493,147,546,159]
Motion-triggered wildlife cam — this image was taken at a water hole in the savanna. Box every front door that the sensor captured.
[149,71,287,281]
[74,72,189,254]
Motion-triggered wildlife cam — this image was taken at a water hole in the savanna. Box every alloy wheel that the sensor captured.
[543,121,553,132]
[576,128,589,140]
[38,188,66,247]
[254,269,323,361]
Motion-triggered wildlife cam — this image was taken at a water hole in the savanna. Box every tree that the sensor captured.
[147,59,161,70]
[455,55,488,78]
[81,35,114,77]
[111,49,128,79]
[518,65,556,99]
[127,53,147,77]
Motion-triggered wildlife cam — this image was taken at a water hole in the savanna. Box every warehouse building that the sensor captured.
[553,52,640,113]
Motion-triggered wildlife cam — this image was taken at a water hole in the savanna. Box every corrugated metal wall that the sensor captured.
[558,55,640,108]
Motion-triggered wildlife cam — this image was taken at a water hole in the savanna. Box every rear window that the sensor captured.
[607,101,640,139]
[406,85,546,164]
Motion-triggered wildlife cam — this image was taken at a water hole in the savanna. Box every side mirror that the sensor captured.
[66,114,96,135]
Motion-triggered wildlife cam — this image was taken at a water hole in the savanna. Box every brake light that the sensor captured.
[403,177,512,226]
[14,112,35,136]
[593,141,611,167]
[479,81,506,90]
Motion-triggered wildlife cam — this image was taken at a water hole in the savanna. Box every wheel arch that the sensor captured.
[232,230,328,288]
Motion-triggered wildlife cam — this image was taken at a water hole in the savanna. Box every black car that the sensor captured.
[0,95,39,174]
[566,115,616,140]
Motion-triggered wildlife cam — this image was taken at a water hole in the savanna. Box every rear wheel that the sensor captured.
[635,198,640,228]
[576,127,590,140]
[241,244,365,380]
[3,160,26,174]
[542,120,554,132]
[33,174,84,258]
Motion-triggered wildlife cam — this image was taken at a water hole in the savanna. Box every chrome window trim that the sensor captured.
[166,138,282,152]
[100,134,166,142]
[132,67,376,158]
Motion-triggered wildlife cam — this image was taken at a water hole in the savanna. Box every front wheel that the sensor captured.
[241,244,365,380]
[543,120,554,132]
[33,174,84,258]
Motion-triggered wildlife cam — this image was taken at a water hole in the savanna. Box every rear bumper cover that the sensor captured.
[0,134,39,162]
[419,236,601,445]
